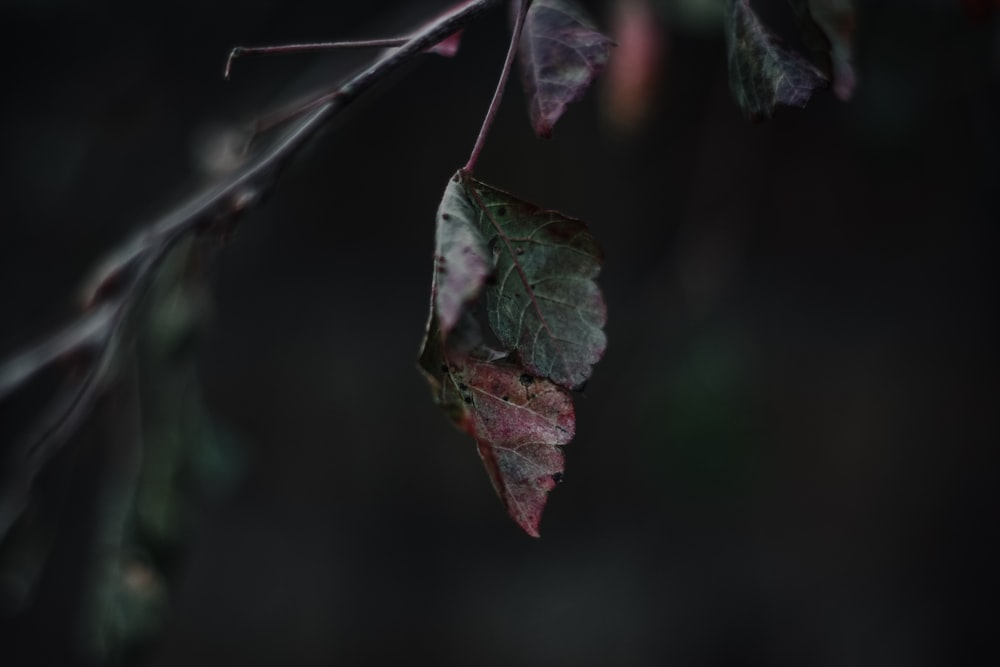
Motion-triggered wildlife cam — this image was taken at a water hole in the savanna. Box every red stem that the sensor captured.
[462,0,531,174]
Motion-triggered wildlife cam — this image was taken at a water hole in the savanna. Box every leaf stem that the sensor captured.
[462,0,531,174]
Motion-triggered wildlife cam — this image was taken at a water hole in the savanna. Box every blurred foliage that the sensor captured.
[0,240,246,660]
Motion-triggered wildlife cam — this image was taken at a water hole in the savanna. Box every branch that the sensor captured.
[0,0,503,542]
[225,38,411,80]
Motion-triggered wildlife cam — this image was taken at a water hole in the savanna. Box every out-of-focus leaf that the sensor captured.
[723,0,828,120]
[419,321,573,537]
[94,552,169,654]
[789,0,856,100]
[517,0,615,137]
[603,0,668,132]
[428,30,463,57]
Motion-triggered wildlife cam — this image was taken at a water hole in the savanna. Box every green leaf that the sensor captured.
[430,172,606,390]
[517,0,614,137]
[723,0,828,121]
[788,0,856,101]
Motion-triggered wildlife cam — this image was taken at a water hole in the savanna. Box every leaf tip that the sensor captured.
[534,121,554,139]
[507,495,546,538]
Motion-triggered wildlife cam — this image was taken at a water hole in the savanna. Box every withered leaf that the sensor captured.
[419,324,573,537]
[418,172,606,535]
[724,0,828,121]
[517,0,614,137]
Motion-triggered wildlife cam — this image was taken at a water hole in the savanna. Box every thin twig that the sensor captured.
[225,38,410,80]
[0,0,503,543]
[463,0,531,173]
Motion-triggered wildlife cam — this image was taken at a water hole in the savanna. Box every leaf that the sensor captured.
[418,172,606,535]
[788,0,856,101]
[419,322,573,537]
[517,0,615,138]
[428,30,463,58]
[431,172,606,390]
[723,0,828,121]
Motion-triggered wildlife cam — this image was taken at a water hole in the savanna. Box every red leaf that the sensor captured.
[428,30,463,58]
[517,0,614,137]
[468,361,573,538]
[419,334,573,537]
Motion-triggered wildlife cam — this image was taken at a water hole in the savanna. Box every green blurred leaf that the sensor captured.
[788,0,856,100]
[723,0,828,120]
[419,321,573,537]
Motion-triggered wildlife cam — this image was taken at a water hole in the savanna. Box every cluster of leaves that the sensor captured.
[418,0,612,536]
[0,0,859,551]
[723,0,855,120]
[414,0,857,534]
[0,0,867,659]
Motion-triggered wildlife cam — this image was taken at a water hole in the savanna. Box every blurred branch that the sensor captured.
[0,0,502,542]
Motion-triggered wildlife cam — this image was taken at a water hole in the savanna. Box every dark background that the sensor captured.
[0,0,997,665]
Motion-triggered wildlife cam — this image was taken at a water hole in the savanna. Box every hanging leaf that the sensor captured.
[788,0,856,101]
[723,0,828,121]
[517,0,615,138]
[430,172,606,390]
[419,327,573,537]
[418,172,606,535]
